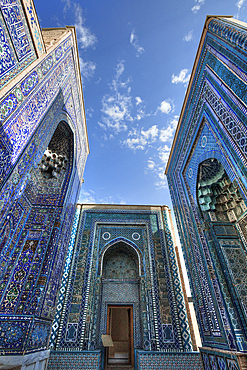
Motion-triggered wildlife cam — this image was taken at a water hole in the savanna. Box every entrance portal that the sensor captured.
[106,305,134,367]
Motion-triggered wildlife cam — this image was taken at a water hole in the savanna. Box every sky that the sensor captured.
[35,0,247,208]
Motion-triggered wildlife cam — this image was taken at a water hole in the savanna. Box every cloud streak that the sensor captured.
[99,65,175,134]
[79,189,126,204]
[130,30,145,57]
[100,61,133,132]
[146,156,168,189]
[61,1,97,80]
[79,58,96,79]
[74,3,97,49]
[236,0,246,10]
[172,69,191,85]
[191,0,205,13]
[183,30,194,42]
[123,116,178,189]
[122,116,178,151]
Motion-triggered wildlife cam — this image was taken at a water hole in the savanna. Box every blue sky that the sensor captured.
[35,0,247,207]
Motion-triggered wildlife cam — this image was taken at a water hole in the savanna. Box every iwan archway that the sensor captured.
[101,241,139,368]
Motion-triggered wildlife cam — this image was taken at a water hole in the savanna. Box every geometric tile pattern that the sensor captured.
[100,280,142,349]
[200,348,240,370]
[49,209,81,348]
[137,351,203,370]
[162,209,193,351]
[47,350,101,370]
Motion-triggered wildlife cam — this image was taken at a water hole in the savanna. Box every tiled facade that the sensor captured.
[0,0,89,368]
[47,204,199,370]
[166,16,247,369]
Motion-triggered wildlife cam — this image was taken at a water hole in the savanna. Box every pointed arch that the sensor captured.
[99,237,142,277]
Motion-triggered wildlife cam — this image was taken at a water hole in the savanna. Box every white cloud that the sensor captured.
[74,3,97,49]
[102,133,114,141]
[95,77,101,85]
[61,0,71,13]
[62,2,97,79]
[191,0,205,13]
[145,157,168,189]
[236,0,246,10]
[135,97,142,106]
[79,57,96,79]
[97,196,126,204]
[141,117,178,189]
[155,178,167,189]
[130,30,145,57]
[123,128,148,150]
[98,122,106,130]
[79,190,96,204]
[123,125,159,150]
[100,61,133,132]
[123,116,178,151]
[86,107,94,118]
[159,116,178,142]
[183,30,194,42]
[147,159,156,170]
[141,125,159,141]
[158,100,172,114]
[79,189,126,205]
[172,69,191,85]
[158,145,172,163]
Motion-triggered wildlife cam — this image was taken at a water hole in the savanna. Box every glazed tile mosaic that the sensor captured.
[137,351,203,370]
[47,350,101,370]
[166,16,247,369]
[0,0,37,88]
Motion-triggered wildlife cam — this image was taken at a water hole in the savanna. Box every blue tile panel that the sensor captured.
[47,350,101,370]
[166,17,247,355]
[136,351,203,370]
[50,209,81,348]
[0,0,37,88]
[200,348,240,370]
[1,0,32,61]
[52,207,193,354]
[0,21,88,357]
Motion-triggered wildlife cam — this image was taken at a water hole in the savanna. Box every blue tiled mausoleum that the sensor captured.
[166,15,247,370]
[0,0,89,368]
[47,204,201,370]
